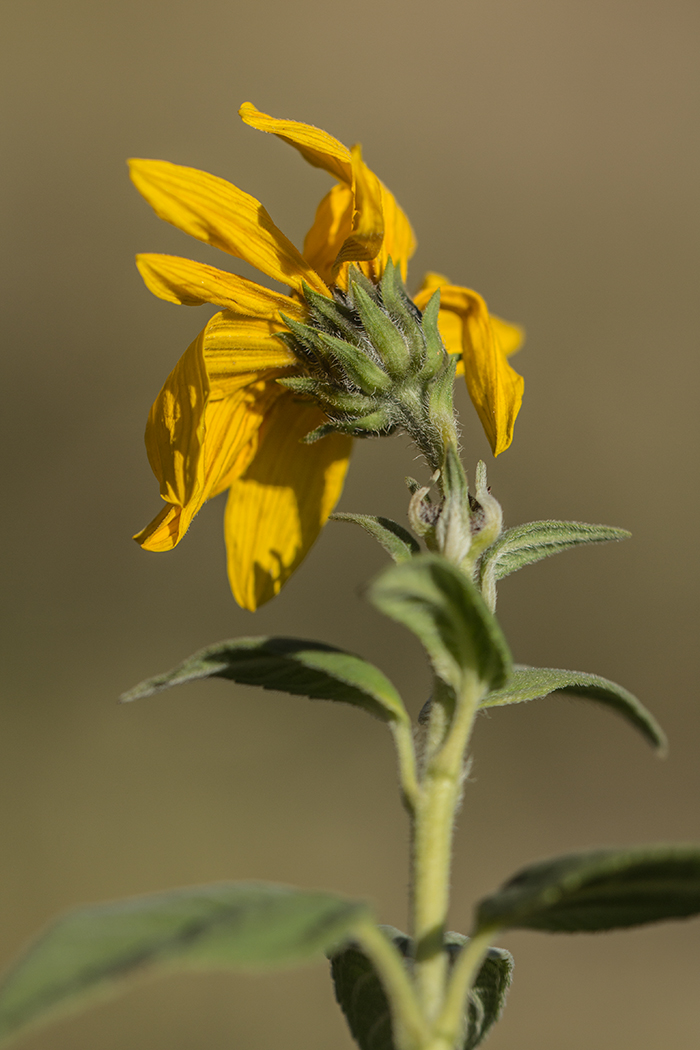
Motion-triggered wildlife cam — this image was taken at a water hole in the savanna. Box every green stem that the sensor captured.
[410,671,485,1024]
[354,920,431,1050]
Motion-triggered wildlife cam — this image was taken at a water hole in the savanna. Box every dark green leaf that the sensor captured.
[475,845,700,934]
[331,513,420,562]
[367,555,511,693]
[120,637,407,724]
[480,520,631,586]
[330,928,512,1050]
[480,665,666,753]
[330,926,408,1050]
[0,883,370,1045]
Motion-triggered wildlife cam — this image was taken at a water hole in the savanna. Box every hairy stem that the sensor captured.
[410,671,485,1024]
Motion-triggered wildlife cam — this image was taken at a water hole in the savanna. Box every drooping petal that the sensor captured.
[239,102,352,185]
[446,286,524,456]
[136,253,306,319]
[223,396,352,610]
[414,276,524,455]
[129,159,328,296]
[303,183,354,287]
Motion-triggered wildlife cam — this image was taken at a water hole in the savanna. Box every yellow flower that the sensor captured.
[130,102,524,610]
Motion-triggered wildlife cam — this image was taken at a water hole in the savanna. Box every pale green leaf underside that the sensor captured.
[480,520,631,583]
[330,927,512,1050]
[481,665,666,753]
[475,845,700,934]
[0,883,370,1045]
[120,636,407,724]
[331,513,421,562]
[367,555,511,693]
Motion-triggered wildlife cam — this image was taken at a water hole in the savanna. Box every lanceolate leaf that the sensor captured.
[480,520,631,586]
[367,555,511,694]
[120,637,408,724]
[330,928,512,1050]
[331,513,421,563]
[480,666,666,753]
[475,846,700,935]
[0,883,370,1045]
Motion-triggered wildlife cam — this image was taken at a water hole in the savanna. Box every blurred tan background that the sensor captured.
[2,0,699,1046]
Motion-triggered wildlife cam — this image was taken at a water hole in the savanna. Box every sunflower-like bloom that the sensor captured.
[130,103,524,610]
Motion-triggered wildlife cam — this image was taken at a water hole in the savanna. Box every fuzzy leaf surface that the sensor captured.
[475,846,700,934]
[481,665,666,753]
[0,883,369,1045]
[330,928,512,1050]
[367,555,511,692]
[120,636,407,724]
[331,513,420,562]
[480,520,631,584]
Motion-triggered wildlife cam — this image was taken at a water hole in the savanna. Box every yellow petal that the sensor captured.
[332,145,384,276]
[129,159,328,296]
[223,396,352,610]
[135,307,297,551]
[136,377,284,552]
[203,311,298,392]
[239,102,352,186]
[143,325,209,510]
[135,253,306,319]
[439,285,524,456]
[303,183,354,287]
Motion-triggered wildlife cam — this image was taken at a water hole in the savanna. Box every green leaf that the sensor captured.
[479,520,631,585]
[120,636,408,725]
[367,554,511,693]
[480,665,666,753]
[331,513,420,562]
[0,882,370,1045]
[330,927,512,1050]
[475,845,700,934]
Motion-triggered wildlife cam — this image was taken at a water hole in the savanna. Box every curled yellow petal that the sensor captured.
[239,102,352,185]
[223,396,352,610]
[136,377,284,551]
[333,145,384,276]
[143,325,209,510]
[128,158,328,296]
[135,310,296,551]
[136,253,306,319]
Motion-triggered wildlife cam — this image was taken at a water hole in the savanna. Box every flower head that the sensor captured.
[130,103,524,610]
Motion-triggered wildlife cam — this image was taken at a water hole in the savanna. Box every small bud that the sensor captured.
[435,445,473,565]
[467,461,503,559]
